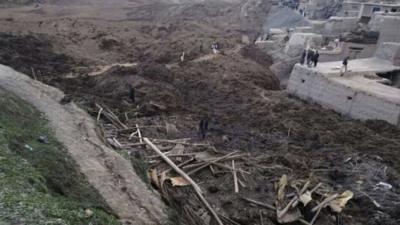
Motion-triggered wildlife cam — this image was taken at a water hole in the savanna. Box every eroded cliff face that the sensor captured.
[239,0,272,40]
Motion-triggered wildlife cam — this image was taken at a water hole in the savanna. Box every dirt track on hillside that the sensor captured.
[0,1,400,225]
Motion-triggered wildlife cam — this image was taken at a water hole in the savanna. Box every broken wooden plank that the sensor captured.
[97,107,103,121]
[232,160,239,193]
[238,178,246,188]
[187,152,238,175]
[311,194,339,212]
[128,130,138,140]
[31,67,37,80]
[293,181,311,207]
[124,112,129,121]
[310,205,322,225]
[96,103,128,129]
[148,153,198,159]
[298,219,312,225]
[117,125,164,133]
[161,157,196,175]
[219,214,240,225]
[212,162,251,174]
[112,137,123,148]
[136,124,143,144]
[241,198,276,211]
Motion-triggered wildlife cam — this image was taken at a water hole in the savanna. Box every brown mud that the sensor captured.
[0,1,399,225]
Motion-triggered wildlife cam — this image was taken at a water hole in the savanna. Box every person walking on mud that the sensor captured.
[307,49,314,67]
[211,41,219,54]
[313,50,320,67]
[300,49,306,65]
[129,85,135,103]
[199,40,204,53]
[341,56,349,76]
[199,116,209,140]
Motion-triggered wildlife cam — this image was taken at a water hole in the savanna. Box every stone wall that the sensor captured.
[373,15,400,46]
[285,32,323,57]
[287,64,400,127]
[375,42,400,66]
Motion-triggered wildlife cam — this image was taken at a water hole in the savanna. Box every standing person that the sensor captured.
[313,50,320,67]
[199,41,204,53]
[300,49,306,65]
[334,38,340,48]
[129,86,135,103]
[198,116,209,140]
[211,41,219,54]
[341,56,349,75]
[307,49,314,67]
[180,51,185,62]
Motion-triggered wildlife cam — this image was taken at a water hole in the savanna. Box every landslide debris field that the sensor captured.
[1,1,400,225]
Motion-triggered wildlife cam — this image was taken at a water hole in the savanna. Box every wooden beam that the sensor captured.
[144,138,224,225]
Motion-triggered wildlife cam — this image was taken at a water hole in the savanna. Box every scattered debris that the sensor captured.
[144,137,224,225]
[328,190,354,213]
[170,177,190,187]
[375,182,393,190]
[38,135,49,144]
[24,144,33,151]
[4,2,400,225]
[85,209,94,218]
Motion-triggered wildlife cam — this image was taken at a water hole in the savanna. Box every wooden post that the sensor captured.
[31,67,37,80]
[232,160,239,193]
[136,124,142,143]
[97,107,103,121]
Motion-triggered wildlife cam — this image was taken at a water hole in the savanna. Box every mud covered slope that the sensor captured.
[0,1,399,225]
[0,0,271,65]
[56,50,400,225]
[0,65,168,224]
[0,0,38,6]
[0,89,120,225]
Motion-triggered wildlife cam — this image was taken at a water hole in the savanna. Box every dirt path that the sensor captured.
[88,63,138,76]
[0,64,168,225]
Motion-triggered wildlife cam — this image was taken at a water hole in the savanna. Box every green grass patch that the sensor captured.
[0,90,120,225]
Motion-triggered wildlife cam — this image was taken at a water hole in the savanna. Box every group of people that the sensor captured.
[299,49,350,75]
[298,7,307,17]
[301,49,319,67]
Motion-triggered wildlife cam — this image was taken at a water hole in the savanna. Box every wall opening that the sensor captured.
[377,70,400,89]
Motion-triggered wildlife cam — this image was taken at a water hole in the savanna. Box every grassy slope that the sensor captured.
[0,90,120,225]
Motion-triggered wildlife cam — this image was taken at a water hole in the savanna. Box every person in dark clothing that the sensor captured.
[341,56,349,75]
[199,117,209,139]
[300,49,306,65]
[200,41,203,53]
[307,49,314,67]
[129,86,135,103]
[313,50,320,67]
